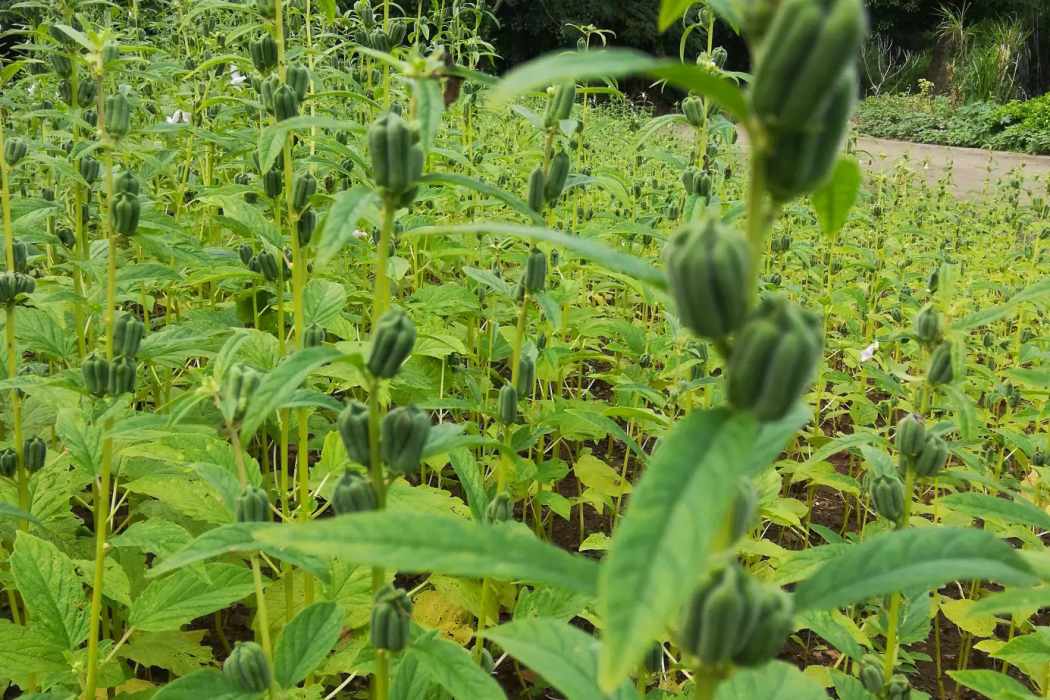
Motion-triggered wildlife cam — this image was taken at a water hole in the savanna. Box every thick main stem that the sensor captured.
[372,200,396,325]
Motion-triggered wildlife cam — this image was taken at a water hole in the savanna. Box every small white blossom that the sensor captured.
[353,229,367,240]
[860,341,879,363]
[166,110,189,124]
[230,64,246,88]
[28,83,36,96]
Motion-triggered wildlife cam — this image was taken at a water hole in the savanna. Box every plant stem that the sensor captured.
[368,375,386,592]
[374,649,390,700]
[251,553,278,700]
[372,200,396,325]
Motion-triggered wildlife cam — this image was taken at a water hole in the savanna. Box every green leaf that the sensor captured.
[239,346,342,442]
[971,586,1050,616]
[448,447,489,522]
[0,501,40,525]
[955,278,1050,331]
[130,563,257,632]
[421,173,545,226]
[948,670,1041,700]
[940,383,978,441]
[390,648,433,700]
[152,668,266,700]
[119,630,215,677]
[413,78,445,155]
[795,610,866,662]
[254,511,599,595]
[411,631,506,700]
[938,492,1050,531]
[11,532,90,649]
[714,661,828,700]
[274,601,344,688]
[316,0,335,23]
[56,408,102,477]
[828,668,878,700]
[116,263,184,285]
[658,0,695,31]
[0,619,69,680]
[258,116,359,173]
[207,195,281,251]
[486,618,636,700]
[315,185,376,271]
[793,528,1037,611]
[811,158,861,237]
[302,279,347,328]
[991,628,1050,665]
[598,409,755,690]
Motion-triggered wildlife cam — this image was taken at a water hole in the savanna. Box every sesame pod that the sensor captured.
[116,170,140,196]
[0,272,16,303]
[113,193,141,236]
[664,218,751,342]
[286,63,311,101]
[858,656,884,695]
[332,469,376,515]
[104,93,131,138]
[14,272,35,299]
[224,363,261,421]
[223,642,271,693]
[677,563,760,665]
[367,307,416,379]
[113,313,145,358]
[23,437,47,474]
[887,674,912,700]
[499,383,518,424]
[79,157,101,185]
[101,39,119,65]
[1034,450,1047,467]
[523,247,547,294]
[77,79,96,109]
[57,226,76,249]
[292,172,317,211]
[545,151,571,204]
[537,333,547,350]
[4,137,28,167]
[682,95,705,128]
[239,243,254,266]
[913,435,949,479]
[368,112,424,207]
[914,304,942,346]
[257,249,279,281]
[338,400,371,464]
[550,83,576,125]
[872,472,905,522]
[527,164,546,213]
[369,28,391,53]
[297,208,317,247]
[51,52,73,77]
[380,404,432,476]
[517,354,535,397]
[262,167,283,199]
[726,296,823,421]
[0,448,16,478]
[643,642,664,674]
[730,478,758,541]
[485,491,513,524]
[273,83,299,122]
[927,341,955,385]
[83,109,98,128]
[255,0,276,19]
[235,484,270,523]
[11,240,27,273]
[371,584,413,653]
[249,34,278,74]
[389,19,407,45]
[108,356,137,396]
[82,353,109,397]
[895,413,925,459]
[303,322,324,348]
[58,79,73,106]
[731,585,794,667]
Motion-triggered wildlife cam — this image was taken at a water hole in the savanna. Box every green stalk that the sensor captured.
[883,465,917,683]
[374,649,390,700]
[367,375,386,592]
[372,200,396,325]
[251,553,278,700]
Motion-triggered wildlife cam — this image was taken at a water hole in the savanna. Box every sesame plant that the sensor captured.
[0,0,1049,699]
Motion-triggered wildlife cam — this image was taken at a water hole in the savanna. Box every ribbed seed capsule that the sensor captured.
[367,112,425,208]
[303,322,324,348]
[286,63,311,101]
[380,405,432,476]
[895,413,925,459]
[249,34,278,74]
[272,83,299,122]
[0,448,16,478]
[545,151,570,204]
[485,491,513,524]
[499,383,518,424]
[682,96,705,128]
[11,240,27,273]
[731,585,794,667]
[527,165,546,213]
[113,314,145,358]
[913,435,949,479]
[79,157,101,184]
[108,356,137,396]
[113,193,141,236]
[239,244,254,266]
[543,83,576,128]
[116,170,140,196]
[665,219,751,342]
[23,437,46,473]
[523,247,547,294]
[338,400,371,464]
[256,249,279,281]
[77,79,96,109]
[927,341,955,385]
[871,472,905,522]
[517,354,536,397]
[887,674,912,700]
[332,470,376,515]
[51,53,73,77]
[235,485,270,523]
[223,642,271,693]
[104,93,131,138]
[82,353,109,397]
[643,642,665,674]
[292,172,317,211]
[913,304,942,346]
[101,39,120,65]
[676,563,761,665]
[858,656,884,695]
[371,584,413,652]
[224,363,261,421]
[367,307,416,379]
[4,137,28,167]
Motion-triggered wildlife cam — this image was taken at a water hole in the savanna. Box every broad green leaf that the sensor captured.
[11,532,90,649]
[56,408,102,477]
[315,185,376,271]
[448,447,489,522]
[274,601,345,688]
[131,563,258,632]
[748,403,812,471]
[948,670,1041,700]
[658,0,695,31]
[486,618,636,700]
[390,648,433,700]
[972,586,1050,616]
[598,409,755,690]
[119,630,215,677]
[0,619,69,679]
[811,158,861,237]
[796,610,867,662]
[412,631,506,700]
[413,77,445,155]
[258,116,359,173]
[714,661,828,700]
[421,172,544,226]
[116,263,184,285]
[0,501,40,525]
[991,628,1050,665]
[793,528,1037,611]
[208,195,280,250]
[938,492,1050,531]
[239,346,342,442]
[254,511,599,595]
[302,279,347,328]
[828,668,878,700]
[941,384,978,441]
[152,668,266,700]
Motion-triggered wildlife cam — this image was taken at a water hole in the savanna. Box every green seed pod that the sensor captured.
[255,0,276,19]
[928,267,940,293]
[731,584,794,667]
[79,157,101,185]
[677,562,761,665]
[927,341,955,385]
[871,472,905,523]
[381,405,431,476]
[664,219,750,342]
[698,172,713,199]
[367,307,416,379]
[11,240,27,273]
[4,137,28,167]
[858,656,883,695]
[537,333,547,350]
[239,243,254,266]
[273,83,299,122]
[101,39,120,65]
[292,172,317,211]
[895,413,925,459]
[1034,450,1047,468]
[730,478,758,542]
[303,322,324,348]
[485,491,513,524]
[887,674,911,700]
[113,193,141,236]
[297,208,317,246]
[58,79,74,106]
[286,62,311,101]
[543,83,576,128]
[262,167,283,199]
[712,46,728,68]
[235,484,270,523]
[545,151,571,204]
[332,469,376,515]
[108,355,137,396]
[77,79,97,109]
[224,363,262,421]
[51,52,73,77]
[371,584,413,653]
[223,642,271,693]
[913,435,949,479]
[338,400,371,464]
[517,354,535,397]
[257,249,279,282]
[113,314,145,358]
[643,642,664,674]
[389,19,407,45]
[523,247,547,294]
[498,382,520,425]
[527,164,546,213]
[727,296,823,421]
[82,353,109,397]
[23,437,46,474]
[0,271,33,302]
[116,170,140,196]
[0,448,16,478]
[683,95,705,128]
[369,28,391,53]
[104,92,131,138]
[367,112,425,207]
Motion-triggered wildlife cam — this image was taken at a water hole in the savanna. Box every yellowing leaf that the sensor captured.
[574,454,632,499]
[412,590,474,645]
[940,598,998,638]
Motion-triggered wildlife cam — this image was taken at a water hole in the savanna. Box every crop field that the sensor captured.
[0,1,1049,700]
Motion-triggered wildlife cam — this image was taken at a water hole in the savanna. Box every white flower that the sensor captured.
[28,83,36,96]
[230,64,246,88]
[166,110,189,124]
[860,341,879,363]
[353,229,367,240]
